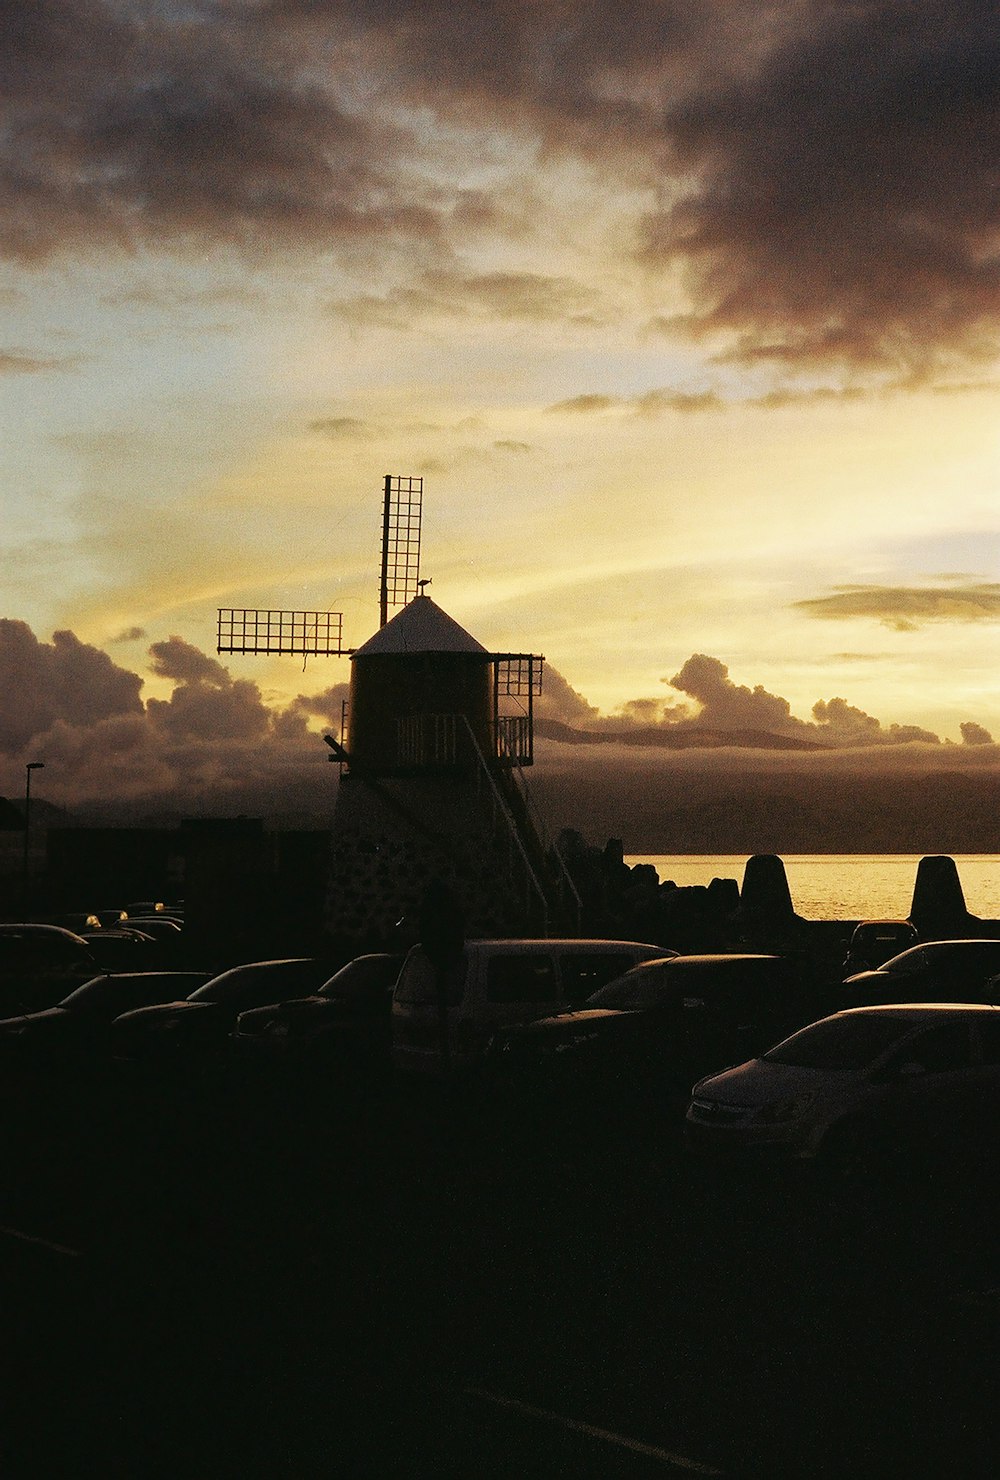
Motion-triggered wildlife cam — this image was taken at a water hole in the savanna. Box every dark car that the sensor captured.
[0,971,211,1074]
[842,939,1000,1007]
[111,958,338,1066]
[79,929,160,972]
[92,908,130,929]
[125,916,183,942]
[232,953,404,1074]
[842,919,919,975]
[487,953,814,1142]
[0,924,103,1016]
[586,951,812,1067]
[113,916,186,966]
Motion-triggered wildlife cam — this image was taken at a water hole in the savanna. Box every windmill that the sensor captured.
[215,474,576,946]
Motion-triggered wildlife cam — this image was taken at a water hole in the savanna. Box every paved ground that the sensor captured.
[2,1068,999,1477]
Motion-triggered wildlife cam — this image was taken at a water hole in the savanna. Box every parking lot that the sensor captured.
[3,1062,999,1479]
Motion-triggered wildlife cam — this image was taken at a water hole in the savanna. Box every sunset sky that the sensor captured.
[4,1,1000,826]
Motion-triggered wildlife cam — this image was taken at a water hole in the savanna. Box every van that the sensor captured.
[390,937,665,1074]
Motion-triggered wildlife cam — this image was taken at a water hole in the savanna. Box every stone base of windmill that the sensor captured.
[323,773,553,952]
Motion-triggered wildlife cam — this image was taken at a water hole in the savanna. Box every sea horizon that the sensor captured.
[625,853,1000,922]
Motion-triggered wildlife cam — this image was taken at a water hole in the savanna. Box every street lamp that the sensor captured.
[22,761,44,921]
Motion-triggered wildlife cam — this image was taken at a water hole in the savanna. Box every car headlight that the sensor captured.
[756,1092,815,1124]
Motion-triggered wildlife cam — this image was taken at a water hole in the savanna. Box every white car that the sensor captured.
[686,1003,1000,1170]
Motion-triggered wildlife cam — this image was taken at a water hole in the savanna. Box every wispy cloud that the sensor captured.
[0,349,82,374]
[794,583,1000,630]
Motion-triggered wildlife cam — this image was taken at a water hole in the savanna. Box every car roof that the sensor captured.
[632,953,782,966]
[500,1008,626,1033]
[834,1002,1000,1020]
[894,939,1000,952]
[0,923,90,943]
[72,971,206,986]
[461,938,661,949]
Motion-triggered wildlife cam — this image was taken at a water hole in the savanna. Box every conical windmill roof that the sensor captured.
[352,594,490,657]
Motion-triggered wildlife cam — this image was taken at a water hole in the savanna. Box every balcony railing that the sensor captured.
[392,713,532,769]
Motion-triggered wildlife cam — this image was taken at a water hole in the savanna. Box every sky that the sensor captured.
[4,1,1000,836]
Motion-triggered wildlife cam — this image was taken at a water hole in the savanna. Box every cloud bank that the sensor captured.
[1,621,998,854]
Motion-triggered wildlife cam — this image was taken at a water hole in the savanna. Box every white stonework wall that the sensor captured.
[324,774,547,946]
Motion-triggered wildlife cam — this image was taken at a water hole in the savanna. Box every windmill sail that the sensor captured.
[380,473,422,627]
[217,608,344,656]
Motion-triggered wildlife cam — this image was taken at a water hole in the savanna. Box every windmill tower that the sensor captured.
[217,476,578,949]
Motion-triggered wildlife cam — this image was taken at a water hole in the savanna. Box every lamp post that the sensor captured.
[22,761,44,921]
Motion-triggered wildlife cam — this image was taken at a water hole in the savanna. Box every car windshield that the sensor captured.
[587,966,680,1010]
[878,946,936,976]
[318,956,401,1000]
[879,942,1000,977]
[763,1014,912,1070]
[190,960,322,1006]
[57,975,114,1012]
[60,975,196,1017]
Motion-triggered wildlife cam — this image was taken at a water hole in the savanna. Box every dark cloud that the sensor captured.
[545,394,621,415]
[414,445,496,474]
[309,417,373,440]
[0,620,143,755]
[285,683,351,731]
[146,678,272,743]
[668,656,942,747]
[0,623,335,815]
[111,626,147,644]
[749,386,869,409]
[641,2,1000,374]
[669,654,800,734]
[795,583,1000,630]
[9,3,1000,375]
[961,721,994,746]
[546,382,876,417]
[634,388,723,415]
[534,667,603,729]
[541,653,947,751]
[811,696,939,748]
[149,636,231,688]
[0,0,438,263]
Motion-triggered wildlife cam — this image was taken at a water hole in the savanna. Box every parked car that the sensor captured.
[232,952,404,1074]
[391,938,665,1075]
[125,915,182,938]
[0,971,211,1073]
[487,953,812,1132]
[842,919,918,975]
[0,924,103,1015]
[79,929,159,972]
[842,939,1000,1007]
[57,912,102,934]
[111,958,338,1067]
[92,908,130,929]
[686,1003,1000,1176]
[116,916,186,965]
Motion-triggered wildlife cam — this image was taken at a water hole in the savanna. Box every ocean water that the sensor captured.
[625,854,1000,923]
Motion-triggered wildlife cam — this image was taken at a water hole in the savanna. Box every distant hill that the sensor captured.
[535,718,828,752]
[0,796,73,829]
